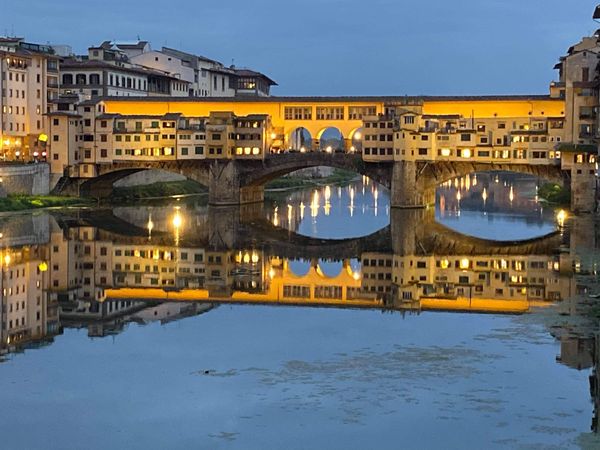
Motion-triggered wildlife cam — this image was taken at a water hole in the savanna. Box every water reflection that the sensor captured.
[267,179,389,239]
[0,204,566,357]
[437,172,558,240]
[1,178,600,447]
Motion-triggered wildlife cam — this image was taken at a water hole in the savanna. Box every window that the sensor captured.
[460,133,471,142]
[316,106,344,120]
[212,133,221,140]
[195,146,204,155]
[348,106,376,120]
[404,115,415,124]
[181,147,188,155]
[284,106,312,120]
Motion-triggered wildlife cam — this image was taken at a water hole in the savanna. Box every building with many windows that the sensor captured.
[0,37,60,160]
[46,98,274,182]
[60,44,190,98]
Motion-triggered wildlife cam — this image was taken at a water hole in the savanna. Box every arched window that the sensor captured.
[89,74,100,85]
[62,74,73,85]
[76,74,87,85]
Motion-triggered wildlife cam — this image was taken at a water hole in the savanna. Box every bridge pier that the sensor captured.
[208,160,264,206]
[391,161,434,208]
[570,171,597,213]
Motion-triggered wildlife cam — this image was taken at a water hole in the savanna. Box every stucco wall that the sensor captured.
[0,163,50,196]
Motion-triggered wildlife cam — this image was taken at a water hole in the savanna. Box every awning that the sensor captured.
[556,143,598,153]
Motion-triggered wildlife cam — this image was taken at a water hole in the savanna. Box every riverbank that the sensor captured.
[109,179,207,202]
[0,195,95,212]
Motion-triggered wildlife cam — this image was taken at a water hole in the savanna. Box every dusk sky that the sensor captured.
[2,0,600,96]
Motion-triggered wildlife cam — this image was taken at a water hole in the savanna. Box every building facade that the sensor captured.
[0,37,60,160]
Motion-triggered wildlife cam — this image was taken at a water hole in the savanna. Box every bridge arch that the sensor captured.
[419,161,567,191]
[287,127,313,151]
[79,162,211,198]
[316,127,345,152]
[239,153,393,189]
[348,127,364,153]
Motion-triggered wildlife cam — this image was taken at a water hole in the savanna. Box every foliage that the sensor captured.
[0,195,93,212]
[537,183,570,205]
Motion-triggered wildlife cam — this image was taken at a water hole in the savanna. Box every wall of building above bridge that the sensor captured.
[102,96,564,140]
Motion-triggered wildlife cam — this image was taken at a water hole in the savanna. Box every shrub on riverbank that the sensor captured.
[538,183,570,205]
[0,195,93,211]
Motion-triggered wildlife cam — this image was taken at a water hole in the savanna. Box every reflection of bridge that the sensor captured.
[0,206,577,358]
[55,207,562,259]
[48,206,572,315]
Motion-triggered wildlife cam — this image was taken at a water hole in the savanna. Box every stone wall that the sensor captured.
[113,169,186,188]
[0,163,49,196]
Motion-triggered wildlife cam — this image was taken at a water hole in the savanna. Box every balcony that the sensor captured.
[47,80,59,89]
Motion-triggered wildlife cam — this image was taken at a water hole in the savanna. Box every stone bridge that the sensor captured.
[78,154,570,209]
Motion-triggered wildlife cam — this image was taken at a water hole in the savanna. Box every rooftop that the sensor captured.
[99,94,555,103]
[60,59,190,82]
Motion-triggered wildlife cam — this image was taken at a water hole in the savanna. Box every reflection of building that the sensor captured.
[0,244,60,356]
[0,207,583,356]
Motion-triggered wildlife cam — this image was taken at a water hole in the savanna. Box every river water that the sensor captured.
[0,172,599,449]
